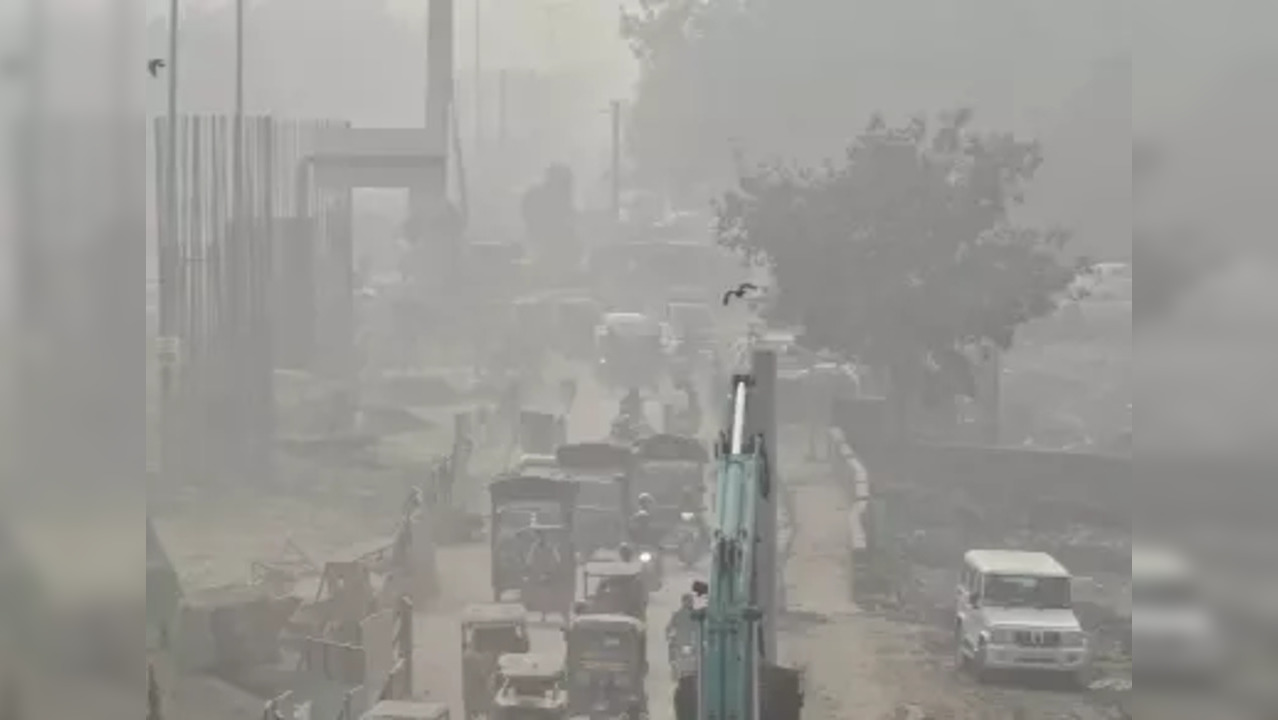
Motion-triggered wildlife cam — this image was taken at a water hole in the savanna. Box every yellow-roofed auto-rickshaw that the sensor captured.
[491,652,569,720]
[564,613,648,720]
[460,602,530,720]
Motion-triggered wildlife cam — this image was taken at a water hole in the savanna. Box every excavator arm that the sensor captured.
[674,372,802,720]
[697,375,768,720]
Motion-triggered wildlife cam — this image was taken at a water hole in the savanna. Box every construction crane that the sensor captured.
[673,372,801,720]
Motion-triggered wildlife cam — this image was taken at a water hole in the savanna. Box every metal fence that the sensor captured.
[151,115,351,484]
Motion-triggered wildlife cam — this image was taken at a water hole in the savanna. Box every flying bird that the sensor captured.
[722,282,760,306]
[147,58,166,77]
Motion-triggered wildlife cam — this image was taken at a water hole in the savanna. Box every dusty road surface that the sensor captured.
[778,454,1120,720]
[414,367,689,717]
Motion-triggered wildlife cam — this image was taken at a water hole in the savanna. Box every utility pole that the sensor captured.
[230,0,248,478]
[233,0,245,211]
[610,99,622,223]
[425,0,454,200]
[158,0,180,486]
[497,69,507,150]
[472,0,482,160]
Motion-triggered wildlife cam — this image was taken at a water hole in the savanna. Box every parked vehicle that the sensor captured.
[954,549,1091,686]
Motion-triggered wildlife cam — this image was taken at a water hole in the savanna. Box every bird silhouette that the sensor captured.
[147,58,166,77]
[721,282,760,306]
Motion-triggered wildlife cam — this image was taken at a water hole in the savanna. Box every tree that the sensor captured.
[716,110,1086,437]
[620,0,1128,199]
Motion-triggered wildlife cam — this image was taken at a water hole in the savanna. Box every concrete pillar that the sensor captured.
[748,349,778,662]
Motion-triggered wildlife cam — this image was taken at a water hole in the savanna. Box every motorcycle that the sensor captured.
[636,547,663,593]
[673,512,707,568]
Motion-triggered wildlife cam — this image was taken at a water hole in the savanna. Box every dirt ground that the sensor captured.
[779,456,1124,720]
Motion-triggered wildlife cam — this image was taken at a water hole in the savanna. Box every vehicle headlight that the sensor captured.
[639,551,653,563]
[1064,631,1088,648]
[680,512,695,521]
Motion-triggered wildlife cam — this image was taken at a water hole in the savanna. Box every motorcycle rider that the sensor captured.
[619,387,644,424]
[678,485,709,545]
[523,526,563,589]
[612,387,641,443]
[629,494,658,549]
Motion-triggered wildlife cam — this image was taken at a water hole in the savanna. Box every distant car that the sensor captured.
[954,549,1092,685]
[595,312,670,390]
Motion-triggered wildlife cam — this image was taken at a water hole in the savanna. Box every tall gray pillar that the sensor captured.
[748,349,778,662]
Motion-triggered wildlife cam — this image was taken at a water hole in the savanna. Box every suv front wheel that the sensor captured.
[957,628,991,683]
[953,625,968,671]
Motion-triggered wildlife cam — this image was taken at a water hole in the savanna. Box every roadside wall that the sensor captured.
[827,427,882,606]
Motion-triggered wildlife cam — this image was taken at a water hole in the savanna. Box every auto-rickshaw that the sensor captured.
[632,433,710,546]
[554,443,633,560]
[518,411,568,456]
[460,603,530,720]
[491,653,569,720]
[580,560,647,621]
[564,613,648,719]
[513,453,562,479]
[362,701,451,720]
[489,476,578,617]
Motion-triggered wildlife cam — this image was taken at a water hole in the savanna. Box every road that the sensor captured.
[418,367,1117,720]
[415,367,691,718]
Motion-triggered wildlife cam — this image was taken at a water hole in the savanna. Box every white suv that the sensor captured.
[954,549,1091,684]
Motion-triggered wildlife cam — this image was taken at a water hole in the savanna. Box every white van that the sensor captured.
[954,549,1091,684]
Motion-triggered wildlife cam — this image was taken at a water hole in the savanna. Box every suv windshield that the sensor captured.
[983,574,1071,610]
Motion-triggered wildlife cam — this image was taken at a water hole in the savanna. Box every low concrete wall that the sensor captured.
[828,427,889,607]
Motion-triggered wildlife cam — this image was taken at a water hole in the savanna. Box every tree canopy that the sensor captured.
[717,110,1085,408]
[621,0,1128,201]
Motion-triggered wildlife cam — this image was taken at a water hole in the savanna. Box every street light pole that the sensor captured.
[610,99,622,223]
[160,0,180,485]
[234,0,244,199]
[473,0,482,160]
